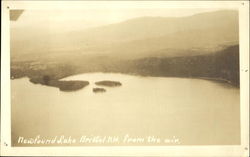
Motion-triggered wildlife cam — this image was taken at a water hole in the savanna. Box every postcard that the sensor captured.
[1,0,249,156]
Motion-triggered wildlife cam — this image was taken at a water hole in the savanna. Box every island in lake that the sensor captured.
[93,87,106,93]
[95,81,122,87]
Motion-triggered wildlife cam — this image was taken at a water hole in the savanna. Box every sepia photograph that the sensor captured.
[1,1,249,156]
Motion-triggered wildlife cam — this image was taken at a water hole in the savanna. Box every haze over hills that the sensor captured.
[11,10,238,60]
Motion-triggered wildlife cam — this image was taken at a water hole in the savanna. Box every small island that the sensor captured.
[55,81,89,91]
[93,88,106,93]
[95,80,122,87]
[30,75,89,91]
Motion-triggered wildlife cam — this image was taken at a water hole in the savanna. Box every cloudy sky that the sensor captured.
[11,8,226,33]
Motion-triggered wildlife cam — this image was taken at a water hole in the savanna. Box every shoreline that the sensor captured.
[11,72,239,89]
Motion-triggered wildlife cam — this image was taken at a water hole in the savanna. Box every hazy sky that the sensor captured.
[11,8,229,33]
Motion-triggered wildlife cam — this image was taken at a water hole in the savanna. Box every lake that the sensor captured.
[11,73,240,146]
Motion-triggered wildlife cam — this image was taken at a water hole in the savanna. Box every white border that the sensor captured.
[1,1,249,156]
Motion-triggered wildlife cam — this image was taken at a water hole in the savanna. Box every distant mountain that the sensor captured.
[76,10,238,44]
[11,10,238,60]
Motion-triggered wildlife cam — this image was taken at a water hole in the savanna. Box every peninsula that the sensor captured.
[29,76,89,91]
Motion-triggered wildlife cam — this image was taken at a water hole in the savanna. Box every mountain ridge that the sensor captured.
[11,10,238,59]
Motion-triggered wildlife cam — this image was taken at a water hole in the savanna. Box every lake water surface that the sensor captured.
[11,73,240,146]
